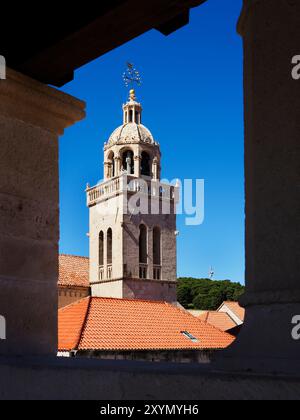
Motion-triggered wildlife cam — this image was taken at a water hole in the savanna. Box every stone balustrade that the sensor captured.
[87,175,177,207]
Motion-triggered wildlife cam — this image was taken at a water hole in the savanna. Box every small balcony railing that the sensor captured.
[87,178,121,206]
[153,265,162,280]
[99,266,105,281]
[139,264,148,280]
[107,265,113,280]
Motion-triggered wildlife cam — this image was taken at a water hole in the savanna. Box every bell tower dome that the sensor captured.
[103,89,161,182]
[87,88,178,303]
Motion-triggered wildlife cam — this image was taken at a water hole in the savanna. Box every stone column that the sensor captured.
[134,155,141,178]
[0,69,85,357]
[104,162,110,180]
[218,0,300,374]
[148,227,153,281]
[114,156,121,177]
[152,157,159,180]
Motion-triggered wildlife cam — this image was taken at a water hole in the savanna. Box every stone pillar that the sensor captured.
[115,156,121,177]
[0,69,85,357]
[134,155,141,178]
[152,158,159,180]
[218,0,300,374]
[104,162,110,180]
[148,227,153,281]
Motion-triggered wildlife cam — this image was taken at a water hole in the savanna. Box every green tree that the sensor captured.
[177,285,192,308]
[177,277,245,310]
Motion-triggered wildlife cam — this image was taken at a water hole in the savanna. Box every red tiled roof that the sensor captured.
[58,297,90,351]
[199,311,237,332]
[58,297,235,352]
[58,255,89,288]
[220,302,245,322]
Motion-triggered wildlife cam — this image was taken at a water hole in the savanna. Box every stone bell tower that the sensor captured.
[87,89,178,302]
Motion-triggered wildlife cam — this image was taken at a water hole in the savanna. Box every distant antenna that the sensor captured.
[209,267,215,280]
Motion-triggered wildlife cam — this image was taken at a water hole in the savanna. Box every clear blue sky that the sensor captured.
[59,0,245,284]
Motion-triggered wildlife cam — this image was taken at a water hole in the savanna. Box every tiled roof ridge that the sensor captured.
[206,310,230,316]
[59,284,90,289]
[60,254,89,260]
[91,296,172,305]
[207,310,237,324]
[58,297,91,352]
[76,297,92,351]
[218,301,240,310]
[218,301,245,321]
[222,310,239,325]
[203,311,210,323]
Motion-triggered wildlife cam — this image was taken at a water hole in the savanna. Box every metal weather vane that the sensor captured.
[123,62,142,88]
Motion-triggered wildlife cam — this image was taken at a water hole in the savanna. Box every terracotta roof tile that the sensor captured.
[221,302,245,322]
[58,255,89,288]
[58,297,90,351]
[199,311,237,332]
[58,297,235,352]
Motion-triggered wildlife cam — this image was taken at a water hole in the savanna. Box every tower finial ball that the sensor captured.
[130,89,136,101]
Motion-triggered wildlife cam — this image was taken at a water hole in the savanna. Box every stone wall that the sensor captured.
[123,279,177,302]
[77,350,213,363]
[58,286,90,309]
[0,357,299,400]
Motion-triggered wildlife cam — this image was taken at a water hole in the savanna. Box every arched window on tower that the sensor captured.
[135,111,140,124]
[107,228,113,279]
[153,227,162,280]
[107,152,115,178]
[99,231,104,267]
[111,159,115,178]
[129,109,133,123]
[153,227,161,266]
[122,150,134,175]
[141,152,151,177]
[139,225,148,279]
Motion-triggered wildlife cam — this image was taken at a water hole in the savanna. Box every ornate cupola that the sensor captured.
[123,89,142,124]
[103,89,161,181]
[86,67,178,303]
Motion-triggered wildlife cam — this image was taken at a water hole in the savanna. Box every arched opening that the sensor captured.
[99,231,104,267]
[139,225,148,279]
[107,228,113,265]
[135,111,140,124]
[129,109,133,123]
[122,150,134,175]
[107,152,115,178]
[139,225,147,264]
[153,227,161,266]
[153,227,161,280]
[141,151,151,177]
